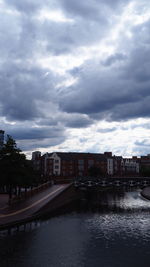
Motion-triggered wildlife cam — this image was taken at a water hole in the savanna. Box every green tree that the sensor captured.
[0,135,35,200]
[140,166,150,177]
[88,165,103,178]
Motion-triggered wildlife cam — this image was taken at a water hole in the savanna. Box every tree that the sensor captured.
[140,166,150,177]
[88,165,103,178]
[0,135,34,201]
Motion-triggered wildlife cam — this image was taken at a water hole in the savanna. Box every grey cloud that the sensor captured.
[3,0,129,57]
[80,138,88,143]
[135,140,150,147]
[9,126,64,140]
[133,139,150,156]
[59,0,130,20]
[2,123,66,151]
[41,17,112,55]
[18,136,66,151]
[5,0,46,14]
[64,115,93,128]
[59,18,150,122]
[97,127,117,133]
[1,0,150,155]
[58,0,106,22]
[59,65,137,116]
[0,62,57,121]
[37,118,58,126]
[101,53,127,67]
[105,97,150,121]
[6,0,130,18]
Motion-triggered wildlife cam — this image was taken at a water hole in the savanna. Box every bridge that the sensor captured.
[74,177,150,188]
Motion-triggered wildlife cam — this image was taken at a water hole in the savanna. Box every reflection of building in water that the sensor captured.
[0,130,4,150]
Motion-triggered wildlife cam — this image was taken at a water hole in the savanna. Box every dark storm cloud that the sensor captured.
[0,0,126,123]
[59,18,150,122]
[3,0,130,57]
[64,115,93,128]
[17,136,66,151]
[37,118,58,126]
[1,0,150,153]
[36,113,94,128]
[9,126,64,140]
[2,123,66,151]
[0,62,56,121]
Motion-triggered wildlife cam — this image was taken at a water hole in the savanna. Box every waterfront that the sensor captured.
[0,188,150,267]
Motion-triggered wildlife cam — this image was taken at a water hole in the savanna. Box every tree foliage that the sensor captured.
[88,165,103,177]
[0,135,35,199]
[140,166,150,177]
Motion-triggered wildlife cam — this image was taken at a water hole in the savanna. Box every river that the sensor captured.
[0,188,150,267]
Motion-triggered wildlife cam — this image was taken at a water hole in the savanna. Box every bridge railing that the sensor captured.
[74,177,150,188]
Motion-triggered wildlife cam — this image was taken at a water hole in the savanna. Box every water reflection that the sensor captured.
[0,188,150,267]
[80,188,150,211]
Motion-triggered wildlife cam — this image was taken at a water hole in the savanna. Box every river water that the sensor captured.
[0,188,150,267]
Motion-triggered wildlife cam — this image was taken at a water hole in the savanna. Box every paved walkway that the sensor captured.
[0,194,9,210]
[141,186,150,200]
[0,184,69,228]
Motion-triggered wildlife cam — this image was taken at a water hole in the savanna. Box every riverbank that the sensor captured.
[141,187,150,200]
[0,184,72,230]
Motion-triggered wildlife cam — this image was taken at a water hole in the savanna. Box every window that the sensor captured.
[54,165,59,169]
[55,160,59,163]
[88,159,94,166]
[78,165,84,171]
[78,159,84,164]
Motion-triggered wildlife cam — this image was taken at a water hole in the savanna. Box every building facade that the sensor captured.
[32,151,113,181]
[31,151,145,182]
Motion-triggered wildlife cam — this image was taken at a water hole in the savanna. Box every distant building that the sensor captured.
[0,130,4,150]
[140,154,150,169]
[32,151,113,181]
[31,150,144,182]
[121,158,139,176]
[32,151,41,171]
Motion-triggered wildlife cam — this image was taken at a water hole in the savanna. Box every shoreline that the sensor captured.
[141,187,150,200]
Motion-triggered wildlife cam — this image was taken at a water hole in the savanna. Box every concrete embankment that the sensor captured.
[141,187,150,200]
[0,184,79,230]
[35,184,79,218]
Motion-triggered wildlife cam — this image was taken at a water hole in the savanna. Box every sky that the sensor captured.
[0,0,150,158]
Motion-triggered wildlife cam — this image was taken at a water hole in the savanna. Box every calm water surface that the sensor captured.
[1,188,150,267]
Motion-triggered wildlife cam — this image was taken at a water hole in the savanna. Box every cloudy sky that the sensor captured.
[1,0,150,158]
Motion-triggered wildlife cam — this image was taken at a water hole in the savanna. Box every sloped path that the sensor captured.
[0,184,69,228]
[141,186,150,200]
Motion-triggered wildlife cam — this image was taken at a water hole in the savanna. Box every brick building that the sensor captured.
[32,151,114,181]
[140,155,150,169]
[32,151,144,181]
